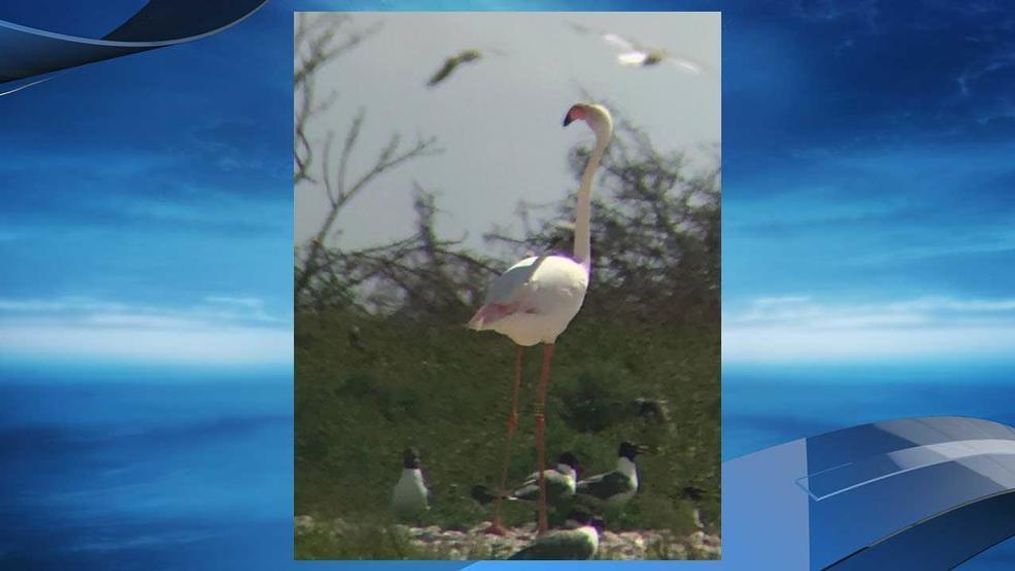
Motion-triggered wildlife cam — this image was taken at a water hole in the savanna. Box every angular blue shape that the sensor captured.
[725,416,1015,570]
[0,0,265,84]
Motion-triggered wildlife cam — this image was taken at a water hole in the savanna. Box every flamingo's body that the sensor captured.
[468,255,589,346]
[469,102,613,536]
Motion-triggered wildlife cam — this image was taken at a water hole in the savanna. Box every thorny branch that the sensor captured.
[293,13,441,300]
[300,104,718,326]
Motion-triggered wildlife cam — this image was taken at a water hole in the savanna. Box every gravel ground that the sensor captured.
[295,515,721,560]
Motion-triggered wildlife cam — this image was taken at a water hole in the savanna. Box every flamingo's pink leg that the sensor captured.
[484,345,524,536]
[534,342,555,535]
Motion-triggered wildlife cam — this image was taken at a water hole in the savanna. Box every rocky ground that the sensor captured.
[295,515,721,560]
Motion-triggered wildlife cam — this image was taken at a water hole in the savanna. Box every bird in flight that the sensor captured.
[426,49,484,87]
[567,22,708,75]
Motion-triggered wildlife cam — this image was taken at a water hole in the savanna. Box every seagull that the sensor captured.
[472,452,582,508]
[426,49,483,87]
[391,448,431,520]
[567,22,707,75]
[507,509,605,560]
[680,485,708,529]
[575,441,649,509]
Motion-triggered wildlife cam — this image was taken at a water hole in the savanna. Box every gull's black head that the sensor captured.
[557,451,582,475]
[619,441,651,461]
[402,447,421,469]
[565,507,593,526]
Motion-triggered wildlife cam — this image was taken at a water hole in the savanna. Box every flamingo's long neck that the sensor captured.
[573,127,611,268]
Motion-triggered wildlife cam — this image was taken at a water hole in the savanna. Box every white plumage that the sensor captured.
[575,442,647,509]
[391,448,430,519]
[468,103,613,535]
[468,255,588,346]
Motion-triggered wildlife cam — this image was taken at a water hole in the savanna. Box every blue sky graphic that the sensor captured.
[1,1,293,364]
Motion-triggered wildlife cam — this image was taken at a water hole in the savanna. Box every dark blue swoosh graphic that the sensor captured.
[0,0,265,84]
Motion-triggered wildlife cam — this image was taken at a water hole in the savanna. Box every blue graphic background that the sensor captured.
[2,1,1013,569]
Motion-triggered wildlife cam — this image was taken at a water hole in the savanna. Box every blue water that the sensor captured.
[0,362,1011,568]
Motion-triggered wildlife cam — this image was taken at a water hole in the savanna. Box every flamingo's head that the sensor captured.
[563,102,613,138]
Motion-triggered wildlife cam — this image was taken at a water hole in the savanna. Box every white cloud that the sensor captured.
[723,325,1015,363]
[2,326,292,365]
[724,295,1015,363]
[0,296,291,366]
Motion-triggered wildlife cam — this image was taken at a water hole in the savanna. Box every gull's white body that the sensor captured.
[604,457,639,507]
[569,22,705,75]
[603,33,703,74]
[391,467,430,518]
[508,524,600,560]
[576,456,640,509]
[512,461,579,502]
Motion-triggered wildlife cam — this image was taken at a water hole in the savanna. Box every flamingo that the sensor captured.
[468,102,613,535]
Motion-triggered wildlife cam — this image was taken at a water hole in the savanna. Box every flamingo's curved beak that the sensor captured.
[563,104,583,127]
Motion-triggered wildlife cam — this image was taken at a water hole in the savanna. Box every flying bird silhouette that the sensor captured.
[426,49,484,87]
[567,22,708,75]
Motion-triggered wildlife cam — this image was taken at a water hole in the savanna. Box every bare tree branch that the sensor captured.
[293,14,441,302]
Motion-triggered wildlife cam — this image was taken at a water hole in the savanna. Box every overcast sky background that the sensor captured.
[295,12,721,251]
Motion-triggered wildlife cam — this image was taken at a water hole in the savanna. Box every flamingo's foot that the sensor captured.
[482,521,509,536]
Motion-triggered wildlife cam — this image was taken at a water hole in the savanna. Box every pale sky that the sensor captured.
[295,11,721,251]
